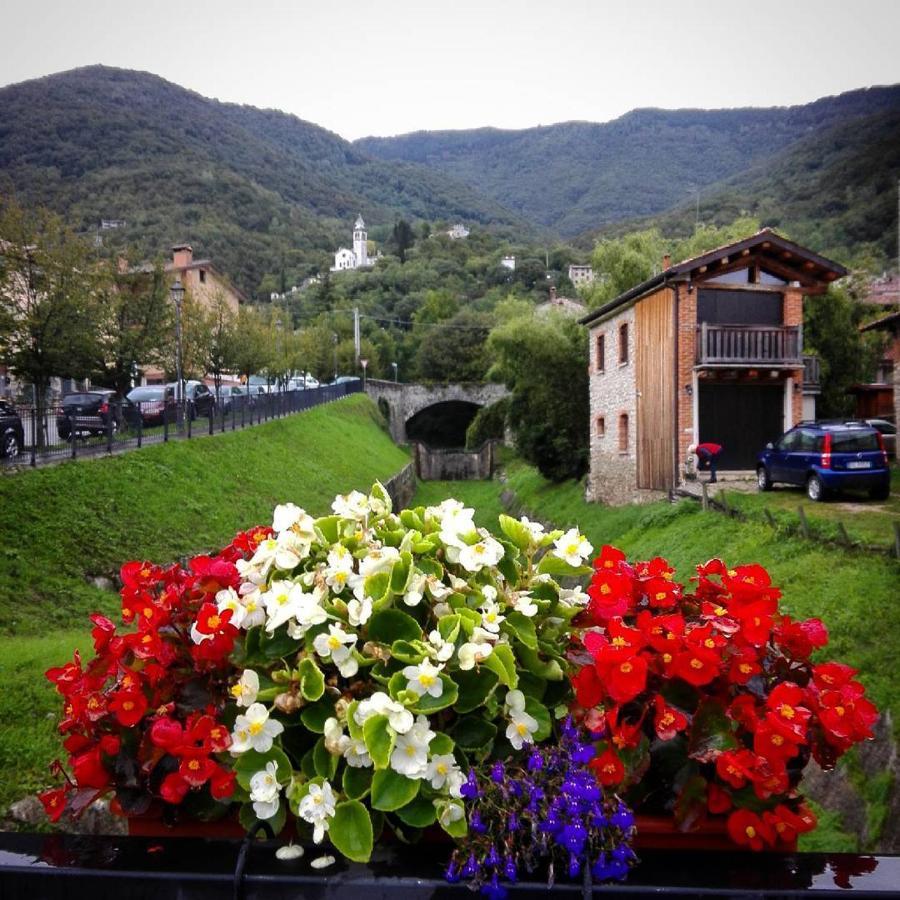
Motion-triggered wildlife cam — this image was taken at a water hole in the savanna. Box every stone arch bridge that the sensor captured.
[365,380,509,444]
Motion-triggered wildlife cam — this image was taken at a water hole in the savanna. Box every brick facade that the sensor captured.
[675,283,696,477]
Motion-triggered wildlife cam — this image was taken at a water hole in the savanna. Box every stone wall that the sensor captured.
[414,441,495,480]
[586,304,639,504]
[384,461,416,511]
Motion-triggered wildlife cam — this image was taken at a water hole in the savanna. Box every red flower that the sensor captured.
[160,772,190,804]
[210,767,237,800]
[763,804,814,845]
[715,749,758,789]
[812,661,856,691]
[593,545,627,571]
[150,717,184,752]
[178,751,217,787]
[109,689,148,728]
[728,647,761,685]
[195,602,232,635]
[72,746,109,789]
[750,757,789,801]
[753,721,801,763]
[603,653,648,703]
[39,787,69,822]
[587,571,634,620]
[727,809,774,851]
[672,648,720,686]
[707,782,732,815]
[733,599,775,647]
[572,664,604,708]
[766,683,811,742]
[653,695,687,741]
[590,747,625,786]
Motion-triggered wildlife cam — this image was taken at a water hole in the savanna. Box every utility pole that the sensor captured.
[353,307,360,366]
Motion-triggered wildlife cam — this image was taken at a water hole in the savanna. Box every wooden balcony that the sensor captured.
[696,324,802,366]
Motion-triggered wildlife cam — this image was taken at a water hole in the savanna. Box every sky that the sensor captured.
[2,0,899,140]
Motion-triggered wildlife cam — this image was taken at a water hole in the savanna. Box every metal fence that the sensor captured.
[0,382,362,469]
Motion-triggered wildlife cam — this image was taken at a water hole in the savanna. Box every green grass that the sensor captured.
[0,395,409,816]
[0,395,408,636]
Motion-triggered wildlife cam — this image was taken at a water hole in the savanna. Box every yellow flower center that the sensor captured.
[690,658,703,670]
[249,721,264,735]
[277,594,289,606]
[516,722,529,736]
[746,826,756,839]
[779,704,795,720]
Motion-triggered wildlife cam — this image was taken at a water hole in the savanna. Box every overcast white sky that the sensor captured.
[3,0,899,140]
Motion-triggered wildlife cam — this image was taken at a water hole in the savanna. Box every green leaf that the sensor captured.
[453,667,500,714]
[261,627,299,660]
[313,736,339,779]
[346,701,364,741]
[390,639,427,664]
[434,800,467,838]
[369,481,392,514]
[238,800,286,836]
[362,714,395,770]
[370,769,420,811]
[296,657,325,701]
[498,514,534,551]
[234,747,292,791]
[429,732,454,755]
[408,675,459,714]
[368,608,422,644]
[300,700,336,734]
[673,772,708,832]
[482,643,519,688]
[417,557,443,578]
[364,572,391,607]
[400,509,424,531]
[342,765,372,800]
[536,553,592,578]
[437,614,461,644]
[395,795,437,828]
[449,716,497,752]
[523,696,552,742]
[314,515,341,545]
[329,800,374,862]
[688,699,739,762]
[390,551,414,593]
[515,644,563,681]
[502,610,538,650]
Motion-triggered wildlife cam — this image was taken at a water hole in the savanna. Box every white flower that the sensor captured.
[359,547,400,578]
[558,587,590,607]
[479,599,506,633]
[457,637,494,670]
[343,737,372,768]
[231,703,284,754]
[314,624,359,678]
[332,490,370,519]
[297,781,336,844]
[230,669,259,708]
[403,572,426,607]
[438,800,465,828]
[552,528,593,568]
[216,587,247,629]
[425,753,462,791]
[250,529,310,575]
[513,592,538,617]
[310,855,335,869]
[323,717,350,756]
[519,516,546,541]
[458,536,504,573]
[275,843,304,861]
[272,502,303,534]
[249,761,281,819]
[505,689,526,713]
[354,691,414,734]
[506,709,539,750]
[262,580,305,633]
[324,544,354,593]
[426,629,454,663]
[237,582,267,629]
[390,715,434,778]
[347,595,372,627]
[402,660,444,698]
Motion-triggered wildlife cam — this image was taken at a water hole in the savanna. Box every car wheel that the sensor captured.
[806,474,826,502]
[3,430,20,459]
[869,485,890,501]
[756,467,772,492]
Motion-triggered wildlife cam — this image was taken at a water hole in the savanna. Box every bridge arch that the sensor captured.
[365,380,509,444]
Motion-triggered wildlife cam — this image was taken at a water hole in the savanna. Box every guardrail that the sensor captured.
[0,383,361,470]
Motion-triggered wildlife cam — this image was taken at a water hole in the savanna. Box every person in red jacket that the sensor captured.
[689,442,723,484]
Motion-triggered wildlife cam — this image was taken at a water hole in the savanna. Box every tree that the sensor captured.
[230,306,274,386]
[488,312,588,482]
[0,200,101,442]
[414,310,492,382]
[391,219,415,264]
[198,292,238,396]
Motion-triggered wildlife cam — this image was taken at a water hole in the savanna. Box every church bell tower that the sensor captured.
[353,215,368,267]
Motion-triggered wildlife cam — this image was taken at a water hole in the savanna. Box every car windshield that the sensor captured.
[61,394,97,405]
[128,387,166,401]
[830,431,880,452]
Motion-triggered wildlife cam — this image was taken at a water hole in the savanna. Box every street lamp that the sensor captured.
[170,279,185,409]
[391,361,398,383]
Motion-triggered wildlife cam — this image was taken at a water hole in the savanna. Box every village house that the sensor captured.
[851,310,900,428]
[164,244,244,314]
[536,286,585,318]
[568,264,594,287]
[330,215,371,272]
[500,255,516,271]
[579,229,846,505]
[447,223,470,239]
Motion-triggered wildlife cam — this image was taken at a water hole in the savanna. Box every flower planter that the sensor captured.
[127,813,247,840]
[632,815,796,852]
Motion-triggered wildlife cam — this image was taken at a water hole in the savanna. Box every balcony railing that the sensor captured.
[697,324,802,365]
[803,354,821,392]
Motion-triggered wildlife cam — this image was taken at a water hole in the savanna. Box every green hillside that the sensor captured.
[357,86,900,247]
[0,66,530,297]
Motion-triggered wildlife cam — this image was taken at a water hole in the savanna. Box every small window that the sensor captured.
[618,413,629,453]
[596,334,605,372]
[596,416,605,438]
[199,269,207,283]
[619,323,629,365]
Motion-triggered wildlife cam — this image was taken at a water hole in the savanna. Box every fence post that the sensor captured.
[137,404,143,449]
[797,506,810,539]
[69,412,77,460]
[187,402,193,439]
[209,405,214,437]
[29,407,37,466]
[700,482,709,511]
[163,406,169,442]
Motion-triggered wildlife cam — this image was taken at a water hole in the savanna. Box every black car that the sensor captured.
[166,381,216,419]
[126,385,176,427]
[56,390,128,440]
[0,399,24,460]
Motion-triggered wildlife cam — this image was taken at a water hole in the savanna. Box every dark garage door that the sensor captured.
[698,383,784,469]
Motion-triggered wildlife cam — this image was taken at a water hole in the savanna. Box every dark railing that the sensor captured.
[803,354,822,392]
[697,324,802,365]
[0,382,361,470]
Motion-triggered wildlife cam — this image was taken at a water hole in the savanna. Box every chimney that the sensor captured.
[662,254,671,270]
[549,286,557,303]
[172,244,193,269]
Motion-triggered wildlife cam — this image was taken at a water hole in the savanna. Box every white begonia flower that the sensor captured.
[313,624,359,678]
[458,536,505,573]
[216,587,247,629]
[426,629,454,663]
[297,781,337,844]
[237,582,267,629]
[479,600,506,634]
[505,689,526,713]
[343,737,372,768]
[558,587,590,607]
[425,753,463,792]
[403,572,426,607]
[231,703,284,755]
[359,546,400,578]
[347,595,372,627]
[272,502,303,534]
[506,708,539,750]
[275,844,304,861]
[519,516,546,541]
[457,627,495,669]
[324,544,354,593]
[552,528,594,568]
[262,580,306,634]
[331,490,370,520]
[354,691,414,734]
[283,588,329,639]
[513,591,538,618]
[249,761,281,819]
[323,717,350,756]
[230,669,260,708]
[402,660,444,698]
[439,800,465,828]
[390,715,434,778]
[426,576,454,601]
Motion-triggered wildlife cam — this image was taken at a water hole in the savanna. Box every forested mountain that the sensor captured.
[356,86,900,245]
[0,66,530,296]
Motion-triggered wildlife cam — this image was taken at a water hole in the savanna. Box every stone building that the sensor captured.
[579,229,846,505]
[568,264,594,287]
[447,223,470,239]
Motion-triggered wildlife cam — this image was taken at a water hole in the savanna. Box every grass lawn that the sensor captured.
[0,395,408,815]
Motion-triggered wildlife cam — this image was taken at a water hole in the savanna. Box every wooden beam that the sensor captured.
[698,265,707,274]
[719,257,729,266]
[741,248,750,256]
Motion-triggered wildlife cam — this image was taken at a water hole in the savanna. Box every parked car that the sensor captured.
[213,385,248,415]
[56,390,129,440]
[0,399,24,460]
[756,422,891,501]
[331,375,361,386]
[126,385,176,427]
[165,381,216,419]
[288,373,320,390]
[862,419,896,456]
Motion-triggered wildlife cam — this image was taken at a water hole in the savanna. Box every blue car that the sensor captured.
[756,422,891,502]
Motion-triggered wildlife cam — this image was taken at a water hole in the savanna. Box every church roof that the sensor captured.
[354,215,365,229]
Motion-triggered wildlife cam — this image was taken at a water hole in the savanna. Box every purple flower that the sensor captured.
[503,855,517,882]
[490,761,505,783]
[461,853,479,879]
[526,750,543,771]
[445,860,460,883]
[471,810,487,834]
[568,853,582,879]
[480,874,507,899]
[460,769,479,799]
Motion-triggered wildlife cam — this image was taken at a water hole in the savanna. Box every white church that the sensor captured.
[331,215,372,272]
